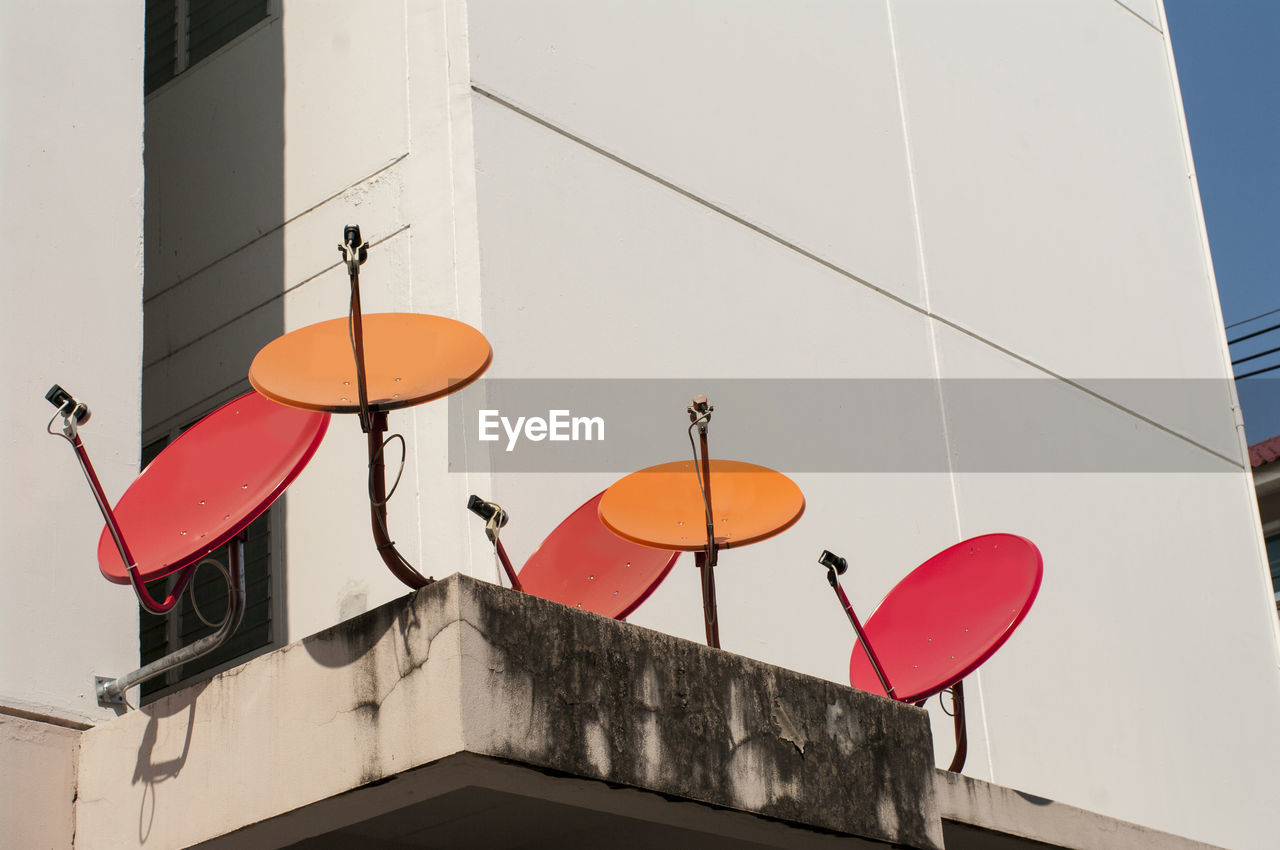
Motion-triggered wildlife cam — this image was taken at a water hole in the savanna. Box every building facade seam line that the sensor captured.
[143,152,411,306]
[471,83,1244,471]
[143,224,412,371]
[1110,0,1163,34]
[886,0,995,782]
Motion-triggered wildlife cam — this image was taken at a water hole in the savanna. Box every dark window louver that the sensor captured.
[144,1,177,94]
[145,0,269,94]
[1267,534,1280,613]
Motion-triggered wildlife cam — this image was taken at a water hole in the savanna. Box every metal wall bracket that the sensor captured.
[92,535,247,710]
[95,676,125,708]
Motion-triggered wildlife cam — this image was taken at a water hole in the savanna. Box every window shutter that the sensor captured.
[144,0,177,94]
[137,430,276,702]
[187,0,269,66]
[144,0,270,94]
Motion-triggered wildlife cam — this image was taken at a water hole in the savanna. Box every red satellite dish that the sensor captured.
[823,533,1042,772]
[847,534,1042,703]
[519,491,680,619]
[96,391,329,584]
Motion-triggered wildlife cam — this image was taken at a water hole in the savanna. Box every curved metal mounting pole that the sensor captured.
[947,680,968,772]
[688,395,719,648]
[96,532,247,708]
[466,496,522,591]
[340,225,373,435]
[367,412,434,588]
[342,226,434,590]
[46,389,192,614]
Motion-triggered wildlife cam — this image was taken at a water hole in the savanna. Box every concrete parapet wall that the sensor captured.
[462,577,941,846]
[68,575,1228,849]
[75,574,941,848]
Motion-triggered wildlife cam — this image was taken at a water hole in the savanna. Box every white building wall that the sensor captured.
[466,2,1280,849]
[25,0,1277,847]
[0,0,143,722]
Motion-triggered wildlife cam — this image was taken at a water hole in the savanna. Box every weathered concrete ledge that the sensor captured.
[0,711,80,848]
[75,573,942,848]
[935,770,1225,850]
[27,574,1238,847]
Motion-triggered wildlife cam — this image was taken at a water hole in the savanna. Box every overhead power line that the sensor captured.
[1236,361,1280,380]
[1227,321,1280,346]
[1226,305,1280,330]
[1233,344,1280,367]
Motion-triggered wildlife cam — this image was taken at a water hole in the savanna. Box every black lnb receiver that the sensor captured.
[467,495,508,528]
[45,384,91,425]
[818,550,848,586]
[343,224,368,264]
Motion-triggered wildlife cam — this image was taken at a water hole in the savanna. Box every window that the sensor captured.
[145,0,270,93]
[1267,534,1280,614]
[136,427,280,702]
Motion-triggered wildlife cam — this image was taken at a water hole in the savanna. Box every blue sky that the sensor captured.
[1165,1,1280,440]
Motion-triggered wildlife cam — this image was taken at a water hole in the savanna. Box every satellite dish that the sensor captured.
[247,226,493,589]
[847,534,1042,703]
[822,533,1042,772]
[472,491,681,620]
[601,458,805,649]
[97,391,329,584]
[46,387,328,706]
[248,313,491,414]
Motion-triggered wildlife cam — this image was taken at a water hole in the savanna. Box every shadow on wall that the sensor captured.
[139,9,286,697]
[142,11,285,433]
[131,682,207,843]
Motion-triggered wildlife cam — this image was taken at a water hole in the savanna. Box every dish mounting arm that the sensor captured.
[44,387,248,708]
[46,386,194,615]
[819,550,897,699]
[96,532,247,708]
[341,226,435,589]
[819,549,968,771]
[466,496,522,590]
[688,395,720,649]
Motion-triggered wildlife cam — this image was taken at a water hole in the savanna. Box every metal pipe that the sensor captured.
[97,532,248,706]
[466,496,520,590]
[696,550,721,648]
[343,227,434,590]
[688,396,719,648]
[345,228,374,434]
[69,432,192,614]
[699,429,716,567]
[947,680,968,772]
[494,537,522,591]
[367,411,434,589]
[696,429,721,648]
[828,574,897,699]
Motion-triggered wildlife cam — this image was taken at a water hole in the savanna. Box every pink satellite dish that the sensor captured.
[97,391,329,585]
[46,385,328,706]
[469,491,679,620]
[822,534,1042,772]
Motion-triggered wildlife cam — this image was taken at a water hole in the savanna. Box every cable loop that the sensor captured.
[369,433,406,506]
[46,406,76,443]
[188,557,233,628]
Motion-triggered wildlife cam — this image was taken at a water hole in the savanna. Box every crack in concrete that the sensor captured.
[313,614,457,729]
